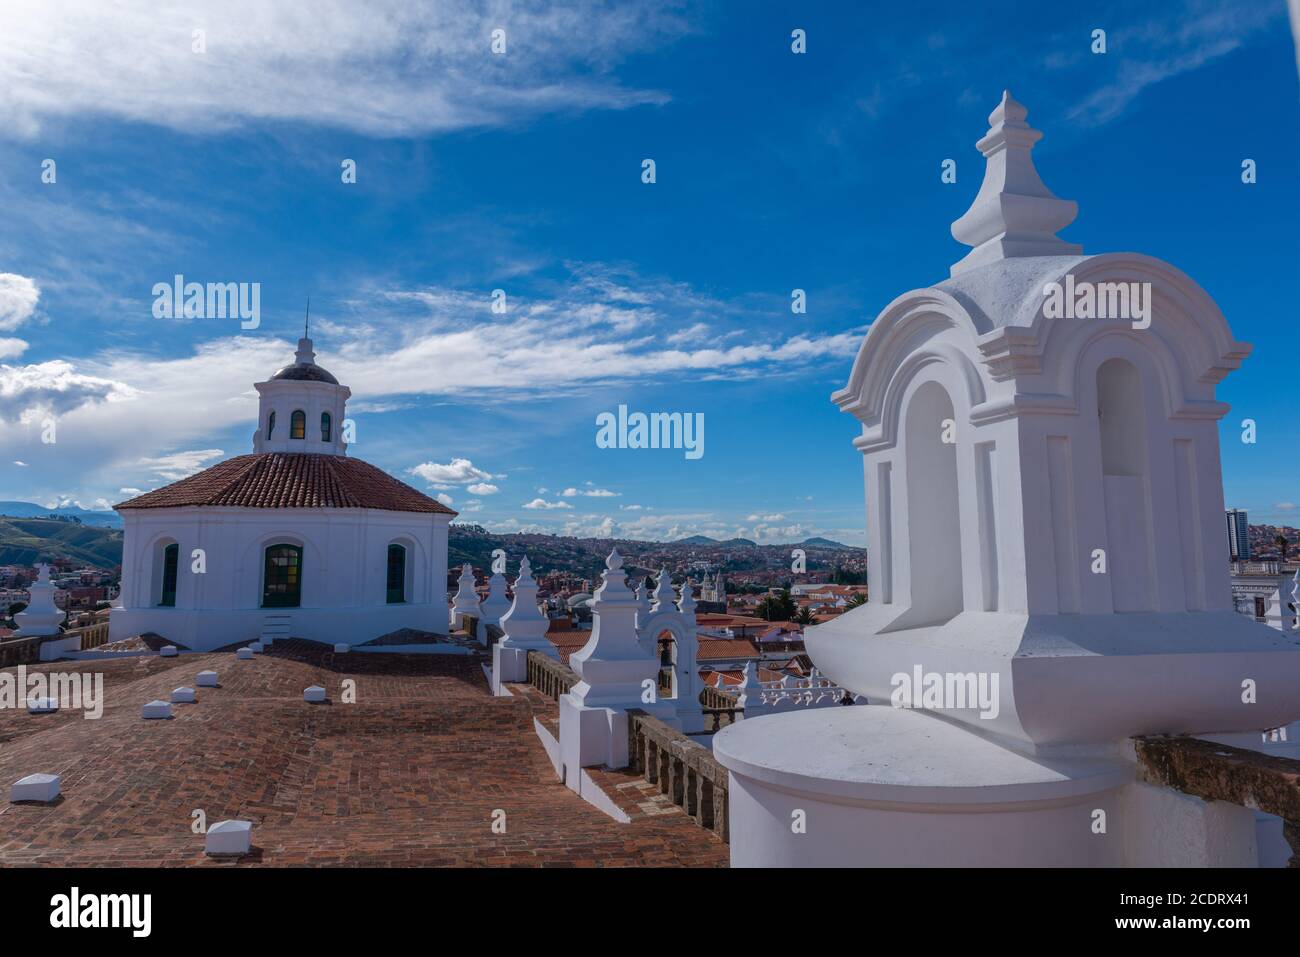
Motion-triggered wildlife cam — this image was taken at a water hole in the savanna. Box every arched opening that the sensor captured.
[901,380,964,626]
[1096,357,1153,611]
[267,410,276,440]
[262,544,303,607]
[290,410,306,440]
[321,412,332,442]
[157,542,179,607]
[386,543,406,604]
[657,631,675,696]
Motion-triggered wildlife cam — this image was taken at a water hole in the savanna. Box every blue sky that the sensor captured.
[0,0,1296,544]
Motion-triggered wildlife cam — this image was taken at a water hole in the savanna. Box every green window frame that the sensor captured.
[387,544,406,604]
[321,412,331,442]
[262,544,303,608]
[160,543,179,607]
[290,410,306,439]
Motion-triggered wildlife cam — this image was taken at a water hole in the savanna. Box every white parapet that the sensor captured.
[714,705,1130,867]
[333,643,348,653]
[260,634,275,646]
[26,696,58,714]
[196,670,218,687]
[171,686,196,704]
[10,773,60,803]
[141,699,173,719]
[236,647,254,660]
[249,641,263,654]
[205,820,252,857]
[159,645,178,657]
[304,685,326,703]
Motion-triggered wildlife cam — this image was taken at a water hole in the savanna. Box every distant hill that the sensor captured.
[0,517,123,568]
[673,535,717,545]
[0,501,122,528]
[800,537,847,548]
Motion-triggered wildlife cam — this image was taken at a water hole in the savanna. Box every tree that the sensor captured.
[1276,535,1289,564]
[793,605,814,625]
[756,589,797,621]
[846,592,868,609]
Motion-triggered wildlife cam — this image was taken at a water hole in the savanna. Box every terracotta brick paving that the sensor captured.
[0,642,728,867]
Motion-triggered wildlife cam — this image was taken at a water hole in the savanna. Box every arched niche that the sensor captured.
[899,380,964,627]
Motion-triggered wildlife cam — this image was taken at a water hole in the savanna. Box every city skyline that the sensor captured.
[1,0,1297,546]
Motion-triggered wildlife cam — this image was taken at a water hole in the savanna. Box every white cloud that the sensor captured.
[0,0,685,139]
[561,486,619,497]
[13,460,26,466]
[1276,502,1297,511]
[0,338,28,359]
[119,487,144,496]
[466,482,499,495]
[523,498,572,510]
[747,513,786,522]
[136,448,224,481]
[409,457,493,486]
[0,359,135,422]
[0,274,39,330]
[436,492,455,507]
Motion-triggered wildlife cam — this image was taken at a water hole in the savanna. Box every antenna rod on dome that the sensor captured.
[304,297,310,339]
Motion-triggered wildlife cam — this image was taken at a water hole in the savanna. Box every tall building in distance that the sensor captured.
[1226,507,1251,561]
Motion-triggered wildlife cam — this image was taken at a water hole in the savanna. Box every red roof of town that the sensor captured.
[695,637,760,661]
[114,453,457,515]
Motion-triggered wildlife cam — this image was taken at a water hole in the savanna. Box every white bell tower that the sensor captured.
[252,336,351,456]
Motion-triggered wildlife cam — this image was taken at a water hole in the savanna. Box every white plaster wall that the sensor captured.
[252,379,351,455]
[111,506,450,650]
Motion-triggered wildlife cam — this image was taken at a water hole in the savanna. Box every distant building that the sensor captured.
[1226,507,1250,561]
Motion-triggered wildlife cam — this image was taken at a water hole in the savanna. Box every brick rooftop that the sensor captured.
[0,642,727,867]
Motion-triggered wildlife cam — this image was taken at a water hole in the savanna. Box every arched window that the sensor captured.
[262,544,302,607]
[387,544,406,603]
[159,543,179,607]
[321,412,332,442]
[267,410,276,440]
[290,410,306,440]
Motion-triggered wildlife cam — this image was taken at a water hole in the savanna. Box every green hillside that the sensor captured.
[0,516,124,568]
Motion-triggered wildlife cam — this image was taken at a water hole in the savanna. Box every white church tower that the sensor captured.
[714,92,1300,868]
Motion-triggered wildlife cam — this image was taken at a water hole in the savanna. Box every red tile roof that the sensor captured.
[695,637,760,661]
[115,453,457,515]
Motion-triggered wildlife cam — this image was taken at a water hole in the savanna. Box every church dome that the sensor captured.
[269,362,339,384]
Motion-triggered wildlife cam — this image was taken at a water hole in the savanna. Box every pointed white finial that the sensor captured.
[606,548,623,571]
[295,337,316,365]
[950,90,1082,276]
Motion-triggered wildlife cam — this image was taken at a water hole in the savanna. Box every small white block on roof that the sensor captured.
[26,696,57,714]
[171,686,196,704]
[205,820,252,856]
[142,699,172,719]
[196,670,218,687]
[333,643,348,653]
[304,685,327,703]
[249,641,263,653]
[10,773,60,803]
[160,645,178,657]
[236,647,254,660]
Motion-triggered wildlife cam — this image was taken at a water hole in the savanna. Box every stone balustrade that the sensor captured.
[71,621,110,650]
[526,649,577,700]
[1134,735,1300,867]
[626,709,729,843]
[699,684,735,709]
[0,636,42,667]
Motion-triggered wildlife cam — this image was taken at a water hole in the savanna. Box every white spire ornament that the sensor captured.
[950,90,1082,276]
[492,556,558,692]
[449,563,481,631]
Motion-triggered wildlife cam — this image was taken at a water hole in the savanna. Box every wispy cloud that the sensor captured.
[1067,1,1283,125]
[0,0,687,139]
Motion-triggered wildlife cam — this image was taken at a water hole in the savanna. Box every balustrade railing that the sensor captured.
[627,709,729,843]
[526,650,578,700]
